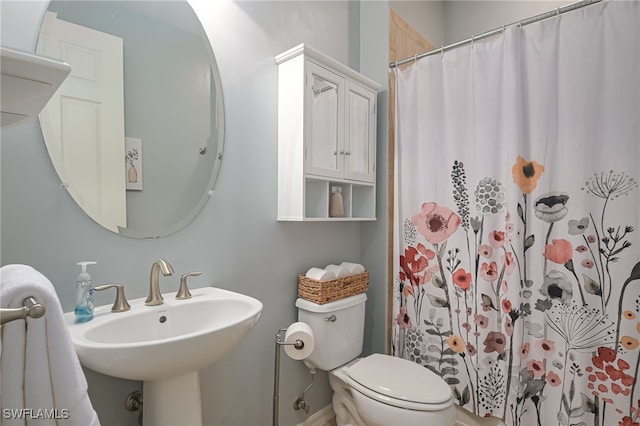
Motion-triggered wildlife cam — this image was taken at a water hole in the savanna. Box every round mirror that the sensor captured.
[36,0,224,238]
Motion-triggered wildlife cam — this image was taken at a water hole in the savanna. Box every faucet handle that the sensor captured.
[94,284,131,312]
[176,272,202,300]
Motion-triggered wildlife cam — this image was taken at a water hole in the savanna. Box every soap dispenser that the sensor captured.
[75,261,97,323]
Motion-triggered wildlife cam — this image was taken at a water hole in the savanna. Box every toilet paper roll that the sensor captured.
[305,267,336,281]
[284,322,315,360]
[325,264,349,278]
[339,262,365,275]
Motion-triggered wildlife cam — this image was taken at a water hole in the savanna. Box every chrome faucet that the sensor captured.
[145,259,174,306]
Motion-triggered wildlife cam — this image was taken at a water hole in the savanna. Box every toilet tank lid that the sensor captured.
[346,353,453,405]
[295,293,367,313]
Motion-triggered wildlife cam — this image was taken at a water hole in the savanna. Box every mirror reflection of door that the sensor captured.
[37,11,126,232]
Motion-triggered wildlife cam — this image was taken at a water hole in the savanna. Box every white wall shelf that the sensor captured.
[1,46,71,129]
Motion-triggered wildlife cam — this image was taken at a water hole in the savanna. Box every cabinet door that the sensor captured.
[305,61,344,179]
[345,81,376,183]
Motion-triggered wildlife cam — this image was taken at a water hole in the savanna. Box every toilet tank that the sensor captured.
[296,293,366,370]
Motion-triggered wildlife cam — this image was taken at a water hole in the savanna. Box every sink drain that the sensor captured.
[159,315,167,323]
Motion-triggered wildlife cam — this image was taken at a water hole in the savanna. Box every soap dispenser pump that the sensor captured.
[75,261,97,323]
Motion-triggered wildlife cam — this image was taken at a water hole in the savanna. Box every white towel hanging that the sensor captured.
[0,264,100,426]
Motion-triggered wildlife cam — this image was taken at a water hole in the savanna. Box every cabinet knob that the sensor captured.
[339,150,345,155]
[345,151,352,156]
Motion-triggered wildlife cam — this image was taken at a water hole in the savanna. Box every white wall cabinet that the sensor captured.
[1,46,70,129]
[276,44,380,221]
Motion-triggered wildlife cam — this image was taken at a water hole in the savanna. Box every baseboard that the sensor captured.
[296,404,335,426]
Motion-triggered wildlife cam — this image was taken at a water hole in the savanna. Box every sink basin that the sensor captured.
[64,286,263,381]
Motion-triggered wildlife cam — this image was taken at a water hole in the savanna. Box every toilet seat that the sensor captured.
[345,354,454,411]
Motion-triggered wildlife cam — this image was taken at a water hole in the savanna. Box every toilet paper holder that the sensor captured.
[273,327,312,426]
[276,327,305,350]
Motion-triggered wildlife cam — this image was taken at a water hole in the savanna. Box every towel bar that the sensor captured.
[0,297,46,325]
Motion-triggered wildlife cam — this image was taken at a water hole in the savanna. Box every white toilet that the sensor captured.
[296,293,457,426]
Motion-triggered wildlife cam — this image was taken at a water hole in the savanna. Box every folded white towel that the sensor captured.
[0,264,100,426]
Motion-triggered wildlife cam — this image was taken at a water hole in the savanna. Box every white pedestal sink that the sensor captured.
[64,287,263,426]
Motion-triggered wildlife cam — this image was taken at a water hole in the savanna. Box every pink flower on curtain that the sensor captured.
[479,244,493,258]
[527,359,546,379]
[489,230,506,248]
[395,306,412,329]
[582,259,594,268]
[501,299,513,313]
[518,343,531,359]
[546,370,562,387]
[480,261,499,282]
[474,314,489,328]
[502,251,516,275]
[504,320,514,336]
[483,331,507,354]
[543,239,573,264]
[538,339,556,354]
[412,202,461,244]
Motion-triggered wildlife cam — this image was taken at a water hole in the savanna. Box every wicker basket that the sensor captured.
[298,271,369,304]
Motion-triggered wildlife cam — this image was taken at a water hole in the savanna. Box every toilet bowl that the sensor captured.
[296,294,456,426]
[329,354,456,426]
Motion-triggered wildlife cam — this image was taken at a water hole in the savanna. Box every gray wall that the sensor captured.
[0,1,389,425]
[443,1,569,44]
[388,1,569,53]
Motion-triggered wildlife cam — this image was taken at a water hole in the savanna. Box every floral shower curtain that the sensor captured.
[392,2,640,426]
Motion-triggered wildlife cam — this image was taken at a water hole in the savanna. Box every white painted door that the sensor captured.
[37,11,126,232]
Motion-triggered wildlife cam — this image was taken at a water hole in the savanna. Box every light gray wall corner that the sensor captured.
[359,1,390,357]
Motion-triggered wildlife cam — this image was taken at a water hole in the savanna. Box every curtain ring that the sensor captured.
[556,6,561,16]
[413,54,417,63]
[440,45,444,57]
[471,35,475,49]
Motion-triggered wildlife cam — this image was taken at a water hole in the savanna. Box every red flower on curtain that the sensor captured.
[453,268,472,290]
[619,416,640,426]
[399,244,436,286]
[587,346,634,402]
[489,230,507,248]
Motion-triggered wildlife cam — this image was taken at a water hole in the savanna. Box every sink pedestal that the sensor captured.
[143,371,202,426]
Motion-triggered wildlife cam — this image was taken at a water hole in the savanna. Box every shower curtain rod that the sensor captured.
[389,0,603,68]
